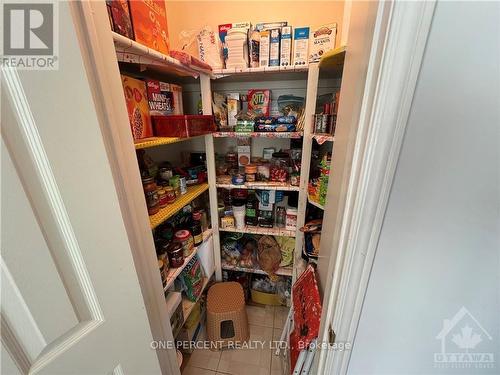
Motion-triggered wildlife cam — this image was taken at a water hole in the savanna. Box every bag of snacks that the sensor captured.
[257,235,282,280]
[179,254,204,302]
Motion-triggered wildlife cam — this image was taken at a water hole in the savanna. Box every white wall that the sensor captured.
[348,2,500,374]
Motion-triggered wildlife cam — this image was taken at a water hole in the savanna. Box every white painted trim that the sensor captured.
[318,1,436,374]
[341,0,352,47]
[68,2,177,374]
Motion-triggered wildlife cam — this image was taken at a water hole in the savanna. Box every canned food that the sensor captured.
[179,177,187,195]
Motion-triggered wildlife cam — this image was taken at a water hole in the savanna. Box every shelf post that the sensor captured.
[294,63,320,282]
[201,73,223,281]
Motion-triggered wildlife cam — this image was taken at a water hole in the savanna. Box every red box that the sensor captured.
[152,115,215,138]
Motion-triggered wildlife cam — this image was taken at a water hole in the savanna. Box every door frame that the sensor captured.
[317,1,437,374]
[69,2,178,374]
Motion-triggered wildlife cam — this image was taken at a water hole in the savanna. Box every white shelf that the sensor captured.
[180,276,211,325]
[112,32,213,78]
[163,229,213,291]
[221,262,293,277]
[213,132,303,139]
[213,65,309,78]
[216,182,300,191]
[219,226,296,237]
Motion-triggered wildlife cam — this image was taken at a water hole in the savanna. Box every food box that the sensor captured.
[227,93,240,128]
[237,145,251,166]
[121,75,153,140]
[107,0,134,39]
[247,89,271,117]
[170,83,183,115]
[259,30,270,67]
[255,21,288,32]
[235,120,255,132]
[145,79,174,116]
[280,26,292,67]
[293,27,310,66]
[269,29,281,67]
[309,23,337,62]
[219,22,252,65]
[129,0,169,54]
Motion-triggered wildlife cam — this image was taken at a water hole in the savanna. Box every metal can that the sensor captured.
[179,176,187,195]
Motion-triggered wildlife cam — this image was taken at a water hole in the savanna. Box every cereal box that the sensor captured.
[280,26,292,67]
[129,0,169,55]
[145,79,174,116]
[107,0,134,39]
[247,89,271,117]
[259,30,270,67]
[309,23,337,62]
[121,75,153,140]
[293,27,310,66]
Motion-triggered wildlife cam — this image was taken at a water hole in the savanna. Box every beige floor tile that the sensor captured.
[182,366,218,375]
[271,328,289,375]
[183,347,221,371]
[246,305,275,328]
[273,306,289,329]
[217,324,273,375]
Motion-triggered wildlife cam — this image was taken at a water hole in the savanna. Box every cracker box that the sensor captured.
[129,0,169,55]
[293,27,310,66]
[280,26,292,67]
[309,23,337,62]
[121,75,153,140]
[146,79,174,116]
[269,29,281,67]
[247,89,271,117]
[259,30,270,67]
[107,0,134,39]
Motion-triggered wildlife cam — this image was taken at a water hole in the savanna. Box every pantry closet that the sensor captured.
[73,1,374,374]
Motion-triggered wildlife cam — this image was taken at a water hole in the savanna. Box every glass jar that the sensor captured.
[231,168,245,185]
[257,162,270,181]
[174,229,194,257]
[167,242,184,268]
[157,188,168,208]
[245,164,257,182]
[142,176,159,215]
[270,152,289,182]
[164,186,176,204]
[191,212,203,246]
[275,206,286,228]
[169,176,181,197]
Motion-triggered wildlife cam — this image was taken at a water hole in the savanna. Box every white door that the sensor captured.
[1,2,161,374]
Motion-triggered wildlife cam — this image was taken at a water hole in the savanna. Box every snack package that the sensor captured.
[146,79,174,116]
[309,23,337,62]
[247,89,271,117]
[121,75,153,140]
[197,26,223,69]
[107,0,134,39]
[129,0,169,54]
[212,92,228,130]
[179,254,204,302]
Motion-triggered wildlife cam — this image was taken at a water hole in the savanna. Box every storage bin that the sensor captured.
[152,115,215,138]
[251,289,283,306]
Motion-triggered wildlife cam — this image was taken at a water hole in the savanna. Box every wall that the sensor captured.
[348,1,500,374]
[165,0,344,55]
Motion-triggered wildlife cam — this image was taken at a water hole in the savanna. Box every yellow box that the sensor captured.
[251,289,282,306]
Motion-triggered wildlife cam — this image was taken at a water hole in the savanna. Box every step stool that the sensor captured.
[206,282,249,350]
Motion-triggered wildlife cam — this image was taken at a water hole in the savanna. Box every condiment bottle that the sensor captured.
[142,176,159,215]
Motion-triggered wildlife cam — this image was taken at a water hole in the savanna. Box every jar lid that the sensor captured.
[192,211,202,221]
[272,152,289,158]
[168,241,183,252]
[174,229,191,240]
[245,164,257,173]
[165,186,174,192]
[142,176,154,183]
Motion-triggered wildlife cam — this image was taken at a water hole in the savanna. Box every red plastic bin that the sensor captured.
[152,115,215,138]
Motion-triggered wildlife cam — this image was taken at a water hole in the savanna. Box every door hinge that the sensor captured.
[328,325,336,345]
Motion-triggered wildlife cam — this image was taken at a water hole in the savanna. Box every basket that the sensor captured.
[152,115,215,138]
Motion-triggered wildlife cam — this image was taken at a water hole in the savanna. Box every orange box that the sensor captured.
[121,75,153,140]
[129,0,170,55]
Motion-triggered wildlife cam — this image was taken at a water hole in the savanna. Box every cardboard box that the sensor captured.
[259,30,270,67]
[237,145,251,166]
[248,89,271,117]
[255,21,287,31]
[309,23,337,62]
[146,79,174,116]
[280,26,292,67]
[269,29,281,67]
[107,0,134,39]
[227,93,240,128]
[129,0,169,55]
[170,84,183,115]
[293,27,310,66]
[121,75,153,140]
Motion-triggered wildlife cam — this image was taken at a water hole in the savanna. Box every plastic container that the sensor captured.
[232,199,246,229]
[225,28,249,69]
[285,206,298,231]
[270,152,289,182]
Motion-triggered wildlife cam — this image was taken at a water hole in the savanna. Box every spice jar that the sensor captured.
[174,229,194,257]
[164,186,176,204]
[167,242,184,268]
[142,176,160,215]
[270,152,289,182]
[191,212,203,246]
[245,164,257,182]
[157,188,168,208]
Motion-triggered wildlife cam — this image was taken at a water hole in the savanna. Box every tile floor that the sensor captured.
[181,304,289,375]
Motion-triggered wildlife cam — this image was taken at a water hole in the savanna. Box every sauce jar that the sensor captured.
[167,242,184,268]
[164,186,176,204]
[142,176,160,215]
[191,212,203,246]
[174,229,194,257]
[270,152,289,182]
[169,176,181,197]
[245,164,257,182]
[157,188,168,208]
